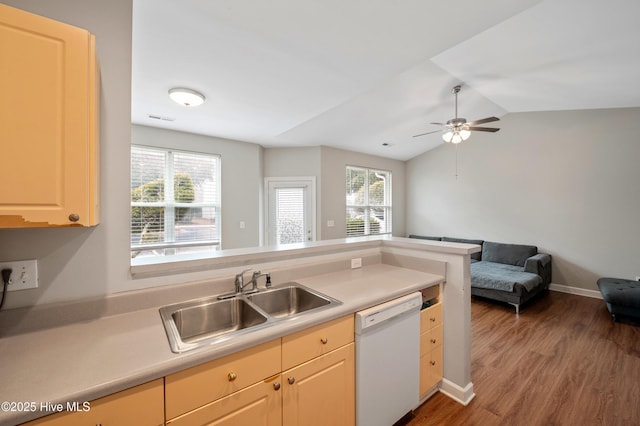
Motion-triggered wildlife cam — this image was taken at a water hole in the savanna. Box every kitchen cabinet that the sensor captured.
[282,343,355,426]
[24,378,163,426]
[165,315,354,426]
[165,339,281,421]
[0,4,99,228]
[282,315,355,426]
[420,302,443,396]
[166,376,282,426]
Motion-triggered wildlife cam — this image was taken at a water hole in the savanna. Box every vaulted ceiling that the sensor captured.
[131,0,640,161]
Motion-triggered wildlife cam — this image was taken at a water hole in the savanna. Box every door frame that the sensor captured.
[264,176,316,246]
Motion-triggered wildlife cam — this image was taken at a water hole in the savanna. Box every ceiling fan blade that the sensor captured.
[413,130,441,138]
[429,122,444,126]
[467,116,500,126]
[467,126,500,132]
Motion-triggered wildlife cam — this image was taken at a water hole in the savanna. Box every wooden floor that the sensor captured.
[408,291,640,426]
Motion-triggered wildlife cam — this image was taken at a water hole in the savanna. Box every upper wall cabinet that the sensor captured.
[0,4,99,228]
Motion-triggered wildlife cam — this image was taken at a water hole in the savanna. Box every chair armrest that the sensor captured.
[524,253,552,285]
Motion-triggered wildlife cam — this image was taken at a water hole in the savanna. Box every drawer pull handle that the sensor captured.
[320,337,328,344]
[228,372,237,382]
[288,377,296,385]
[430,338,437,344]
[430,360,436,366]
[273,382,281,391]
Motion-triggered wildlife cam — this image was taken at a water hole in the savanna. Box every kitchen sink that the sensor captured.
[160,297,270,352]
[246,285,336,318]
[160,283,342,353]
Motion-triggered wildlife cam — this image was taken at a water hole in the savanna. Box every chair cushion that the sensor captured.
[597,278,640,309]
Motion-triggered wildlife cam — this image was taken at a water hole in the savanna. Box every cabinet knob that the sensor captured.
[288,377,296,385]
[430,338,437,344]
[228,372,237,382]
[273,382,281,391]
[430,317,436,322]
[68,213,80,222]
[320,337,328,344]
[430,360,436,366]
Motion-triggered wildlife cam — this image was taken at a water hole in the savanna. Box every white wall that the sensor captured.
[132,125,263,250]
[406,107,640,291]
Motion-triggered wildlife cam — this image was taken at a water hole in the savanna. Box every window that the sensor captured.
[346,166,392,236]
[131,146,220,259]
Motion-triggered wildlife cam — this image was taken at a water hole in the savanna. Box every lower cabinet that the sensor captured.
[282,343,355,426]
[166,376,282,426]
[420,302,443,396]
[166,314,355,426]
[23,378,164,426]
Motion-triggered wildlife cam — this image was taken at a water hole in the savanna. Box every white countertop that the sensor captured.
[0,263,442,425]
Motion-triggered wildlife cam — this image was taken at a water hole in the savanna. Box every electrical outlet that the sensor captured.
[351,258,362,269]
[0,260,38,291]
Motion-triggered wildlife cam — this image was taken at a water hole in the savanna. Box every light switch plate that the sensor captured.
[0,259,38,291]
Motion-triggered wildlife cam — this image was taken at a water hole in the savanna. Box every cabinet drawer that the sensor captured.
[420,303,442,332]
[282,315,354,370]
[420,324,443,356]
[420,325,442,355]
[419,348,443,395]
[165,339,281,420]
[25,379,164,426]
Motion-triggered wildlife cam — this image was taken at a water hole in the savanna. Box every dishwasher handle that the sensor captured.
[355,292,422,334]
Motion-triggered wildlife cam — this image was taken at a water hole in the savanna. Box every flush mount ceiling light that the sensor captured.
[168,88,206,107]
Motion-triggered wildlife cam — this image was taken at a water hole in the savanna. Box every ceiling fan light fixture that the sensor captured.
[169,88,206,107]
[442,127,470,144]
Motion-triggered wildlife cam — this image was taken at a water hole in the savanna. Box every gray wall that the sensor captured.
[132,125,263,250]
[406,107,640,291]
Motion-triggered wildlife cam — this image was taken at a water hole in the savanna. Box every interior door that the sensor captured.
[266,178,315,246]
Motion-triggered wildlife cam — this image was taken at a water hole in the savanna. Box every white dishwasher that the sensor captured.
[355,292,422,426]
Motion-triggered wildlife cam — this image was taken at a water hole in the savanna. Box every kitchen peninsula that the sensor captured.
[0,237,479,424]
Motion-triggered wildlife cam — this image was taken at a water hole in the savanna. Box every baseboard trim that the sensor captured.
[439,379,475,406]
[549,283,602,299]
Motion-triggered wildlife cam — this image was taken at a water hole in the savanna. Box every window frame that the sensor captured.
[345,165,392,237]
[130,145,221,260]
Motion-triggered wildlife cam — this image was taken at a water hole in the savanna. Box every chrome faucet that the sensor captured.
[234,268,252,293]
[218,268,271,300]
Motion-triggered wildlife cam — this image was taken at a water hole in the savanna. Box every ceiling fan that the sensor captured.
[413,85,500,143]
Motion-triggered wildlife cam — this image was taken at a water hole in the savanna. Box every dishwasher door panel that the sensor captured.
[355,296,420,426]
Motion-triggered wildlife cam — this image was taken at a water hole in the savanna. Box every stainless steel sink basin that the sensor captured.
[159,283,341,353]
[246,285,338,318]
[160,297,270,352]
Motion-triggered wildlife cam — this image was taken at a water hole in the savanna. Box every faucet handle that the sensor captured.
[235,268,251,285]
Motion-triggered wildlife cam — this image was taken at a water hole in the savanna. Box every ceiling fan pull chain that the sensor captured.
[455,144,459,180]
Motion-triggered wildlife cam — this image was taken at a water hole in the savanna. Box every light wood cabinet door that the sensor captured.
[166,376,282,426]
[282,343,355,426]
[0,4,99,228]
[24,379,164,426]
